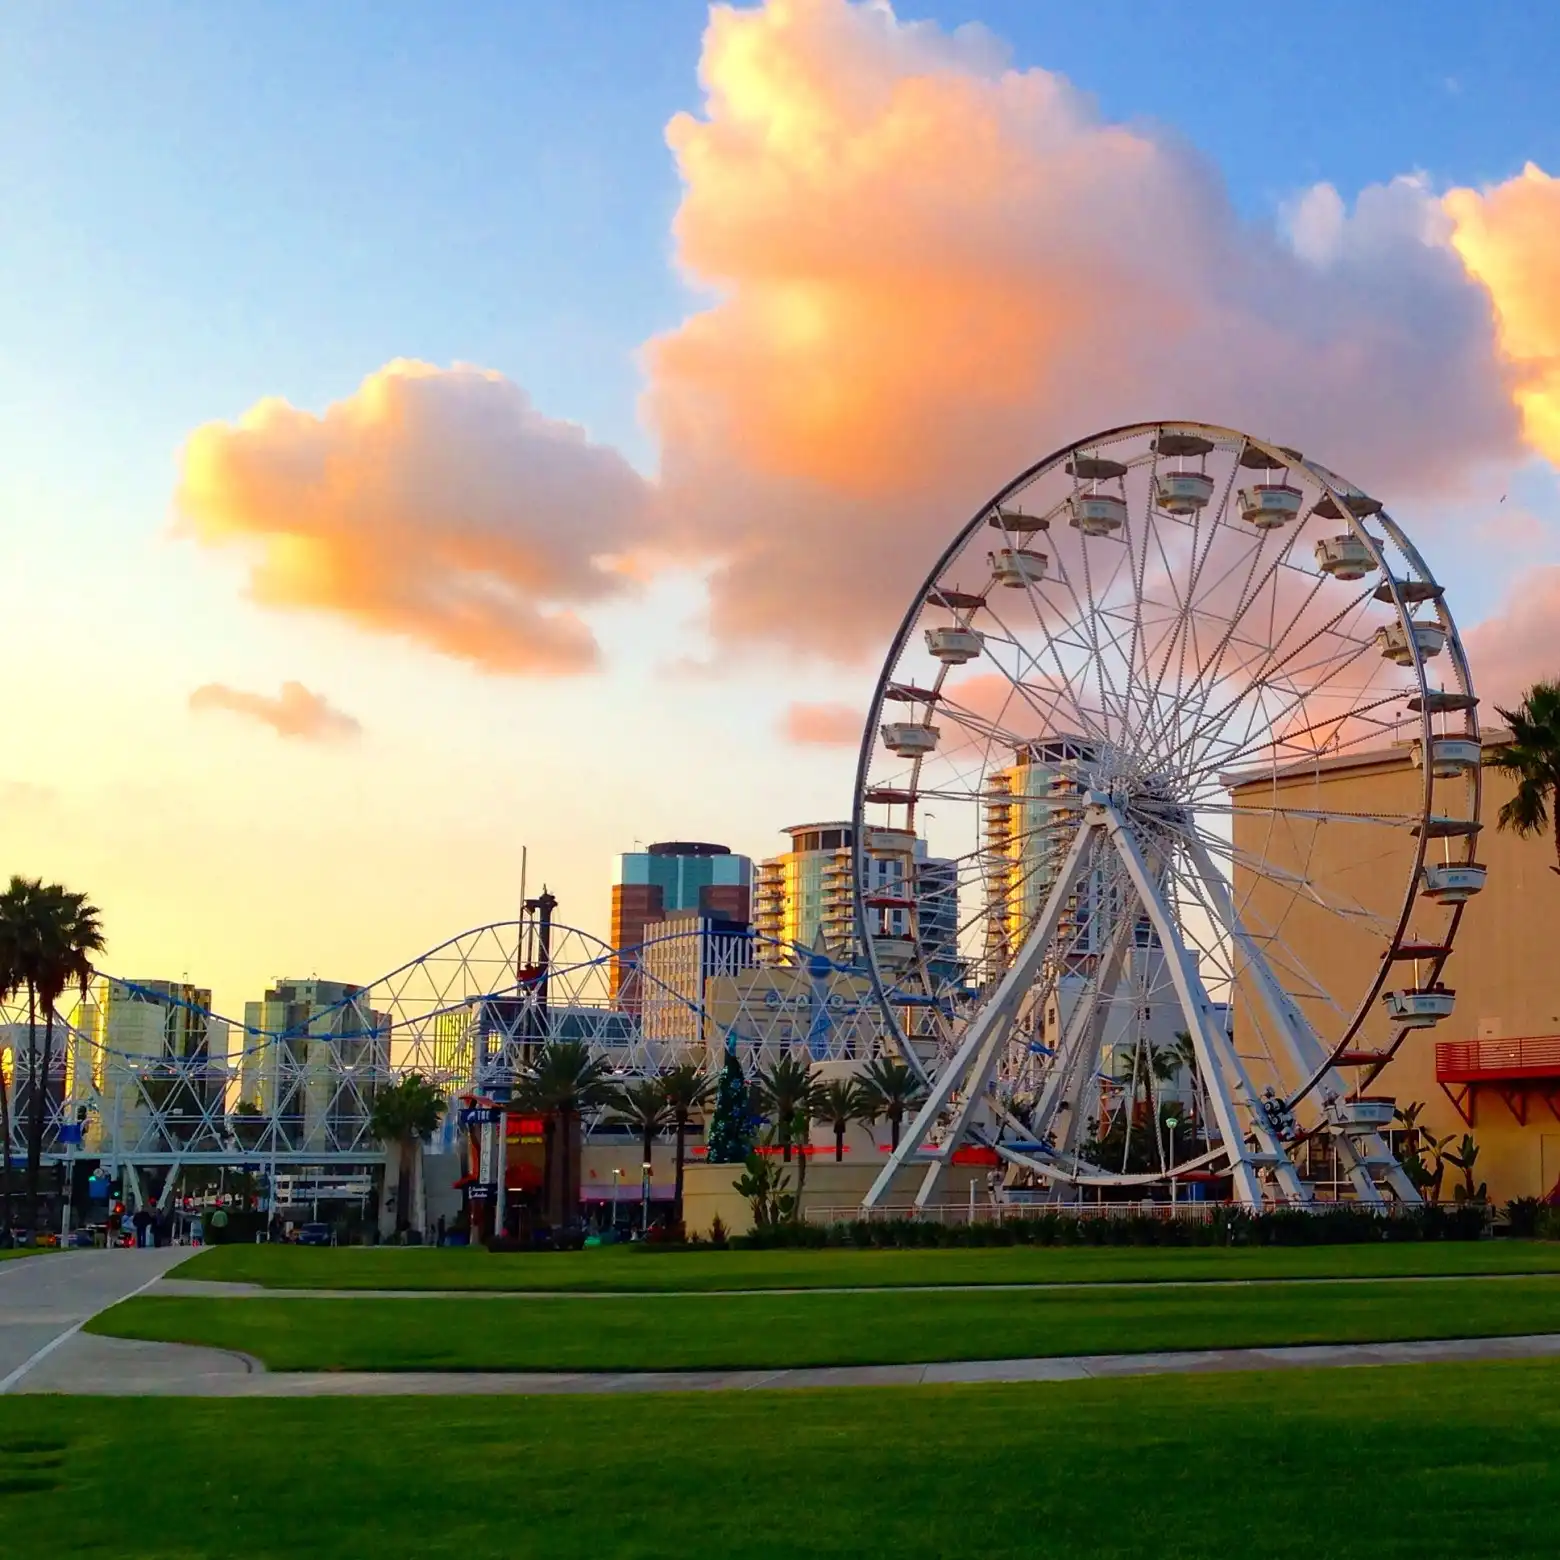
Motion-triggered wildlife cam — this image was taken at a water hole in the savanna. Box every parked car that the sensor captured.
[296,1222,334,1247]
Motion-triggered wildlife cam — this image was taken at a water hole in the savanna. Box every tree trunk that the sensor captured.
[0,1045,10,1231]
[794,1128,807,1217]
[835,1121,845,1162]
[396,1140,412,1232]
[673,1118,687,1231]
[559,1111,575,1228]
[542,1114,556,1224]
[890,1107,902,1150]
[24,985,41,1230]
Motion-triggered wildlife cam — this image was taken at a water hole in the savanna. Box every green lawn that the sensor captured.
[0,1246,52,1262]
[175,1238,1560,1292]
[4,1364,1560,1557]
[93,1273,1560,1371]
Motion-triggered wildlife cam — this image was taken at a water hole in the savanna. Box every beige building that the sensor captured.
[81,979,228,1154]
[1232,734,1555,1204]
[240,979,388,1153]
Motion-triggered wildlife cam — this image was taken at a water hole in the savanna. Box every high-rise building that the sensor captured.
[240,979,388,1153]
[611,842,753,1004]
[753,821,958,977]
[982,738,1112,972]
[83,979,229,1154]
[638,911,755,1049]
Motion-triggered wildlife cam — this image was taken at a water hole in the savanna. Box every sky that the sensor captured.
[4,0,1559,1019]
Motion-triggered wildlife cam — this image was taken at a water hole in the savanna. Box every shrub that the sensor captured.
[1506,1197,1544,1238]
[730,1203,1490,1250]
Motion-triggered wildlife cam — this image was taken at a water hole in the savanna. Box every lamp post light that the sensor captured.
[1165,1115,1180,1204]
[612,1167,623,1234]
[640,1159,652,1237]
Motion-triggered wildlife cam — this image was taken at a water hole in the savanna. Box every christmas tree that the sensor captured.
[705,1037,755,1164]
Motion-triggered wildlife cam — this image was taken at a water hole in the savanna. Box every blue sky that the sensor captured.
[3,0,1557,1015]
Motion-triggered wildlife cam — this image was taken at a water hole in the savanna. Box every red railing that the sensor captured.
[1437,1037,1560,1081]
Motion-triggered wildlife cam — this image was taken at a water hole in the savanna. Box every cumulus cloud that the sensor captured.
[188,681,362,741]
[177,359,653,674]
[1446,163,1560,466]
[1460,568,1560,713]
[641,0,1522,659]
[782,700,862,745]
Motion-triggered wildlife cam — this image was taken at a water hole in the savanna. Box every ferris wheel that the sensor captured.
[853,422,1483,1212]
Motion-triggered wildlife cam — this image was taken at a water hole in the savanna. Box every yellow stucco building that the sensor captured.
[1233,736,1560,1204]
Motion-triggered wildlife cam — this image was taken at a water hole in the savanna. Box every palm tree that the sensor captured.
[0,913,21,1232]
[658,1063,714,1229]
[819,1077,868,1163]
[369,1072,446,1233]
[517,1039,616,1224]
[753,1053,820,1161]
[859,1056,926,1150]
[0,879,105,1229]
[1491,682,1560,872]
[611,1077,672,1215]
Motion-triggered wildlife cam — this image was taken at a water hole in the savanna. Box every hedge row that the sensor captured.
[733,1205,1490,1249]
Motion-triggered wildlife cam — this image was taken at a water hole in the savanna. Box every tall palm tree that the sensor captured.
[1,880,104,1229]
[819,1077,868,1163]
[0,911,22,1232]
[611,1077,672,1216]
[658,1063,714,1229]
[753,1053,820,1161]
[517,1039,616,1224]
[859,1056,927,1150]
[1491,682,1560,872]
[368,1072,446,1233]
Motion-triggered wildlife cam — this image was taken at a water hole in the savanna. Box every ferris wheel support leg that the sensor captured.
[861,817,1105,1215]
[1180,834,1395,1207]
[1179,836,1335,1079]
[1102,811,1281,1211]
[1028,911,1137,1160]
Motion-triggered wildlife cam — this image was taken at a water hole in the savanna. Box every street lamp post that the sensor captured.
[1165,1115,1179,1205]
[640,1159,652,1237]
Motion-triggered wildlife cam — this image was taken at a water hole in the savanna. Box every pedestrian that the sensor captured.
[132,1206,150,1248]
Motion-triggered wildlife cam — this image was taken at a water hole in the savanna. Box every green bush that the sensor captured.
[734,1204,1490,1250]
[1506,1197,1544,1238]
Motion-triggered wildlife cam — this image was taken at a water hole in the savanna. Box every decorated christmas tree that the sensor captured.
[705,1037,755,1164]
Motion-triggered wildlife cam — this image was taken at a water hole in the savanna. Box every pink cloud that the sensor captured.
[782,700,861,745]
[188,681,362,741]
[177,360,653,675]
[1462,567,1560,712]
[643,0,1521,659]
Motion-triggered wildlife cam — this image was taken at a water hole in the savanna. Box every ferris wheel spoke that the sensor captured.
[1164,594,1392,785]
[975,591,1112,747]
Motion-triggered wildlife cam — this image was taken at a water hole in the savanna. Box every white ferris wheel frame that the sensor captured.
[852,421,1481,1212]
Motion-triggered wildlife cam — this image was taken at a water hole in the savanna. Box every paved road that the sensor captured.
[17,1321,1560,1396]
[0,1248,190,1393]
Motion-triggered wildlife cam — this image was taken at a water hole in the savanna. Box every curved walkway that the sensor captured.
[13,1255,1560,1397]
[0,1247,191,1393]
[18,1328,1560,1396]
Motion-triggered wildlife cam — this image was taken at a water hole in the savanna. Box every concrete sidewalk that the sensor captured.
[0,1247,191,1393]
[17,1324,1560,1396]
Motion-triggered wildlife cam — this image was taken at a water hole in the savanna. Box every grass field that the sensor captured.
[93,1273,1560,1371]
[4,1363,1560,1557]
[0,1246,52,1262]
[175,1238,1560,1292]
